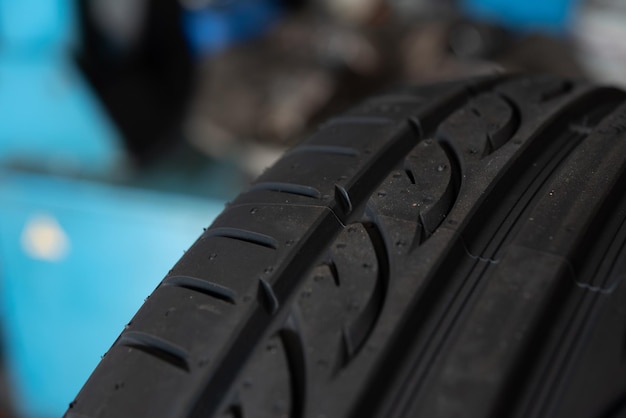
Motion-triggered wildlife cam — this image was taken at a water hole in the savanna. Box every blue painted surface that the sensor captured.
[0,0,124,176]
[0,172,225,417]
[183,0,283,55]
[462,0,579,32]
[0,55,126,175]
[0,0,76,53]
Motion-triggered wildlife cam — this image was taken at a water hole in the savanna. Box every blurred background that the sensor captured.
[0,0,622,416]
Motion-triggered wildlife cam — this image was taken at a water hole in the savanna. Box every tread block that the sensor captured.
[226,334,295,418]
[437,92,518,158]
[372,139,454,225]
[119,285,235,361]
[298,223,382,374]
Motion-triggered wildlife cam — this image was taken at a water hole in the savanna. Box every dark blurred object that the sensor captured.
[186,9,500,153]
[72,0,588,169]
[448,21,511,59]
[76,0,194,164]
[187,2,587,158]
[400,20,504,83]
[496,33,584,78]
[187,16,385,154]
[280,0,308,10]
[402,19,585,82]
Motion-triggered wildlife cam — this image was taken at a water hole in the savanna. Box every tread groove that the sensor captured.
[117,331,190,372]
[162,276,237,305]
[403,165,417,185]
[408,117,424,138]
[326,259,341,287]
[418,212,432,240]
[280,315,307,418]
[229,405,243,418]
[258,278,280,315]
[251,182,322,199]
[340,326,355,364]
[205,227,279,250]
[342,219,390,360]
[334,184,353,215]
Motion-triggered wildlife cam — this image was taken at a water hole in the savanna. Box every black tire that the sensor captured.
[66,75,626,418]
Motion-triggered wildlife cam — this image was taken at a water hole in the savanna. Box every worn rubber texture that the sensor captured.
[66,75,626,418]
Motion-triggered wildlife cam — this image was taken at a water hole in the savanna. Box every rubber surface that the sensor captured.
[66,75,626,418]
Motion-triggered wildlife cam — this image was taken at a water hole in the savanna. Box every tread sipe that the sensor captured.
[66,75,626,418]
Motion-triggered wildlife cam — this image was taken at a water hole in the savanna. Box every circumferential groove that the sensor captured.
[288,145,360,157]
[205,227,279,250]
[251,182,322,199]
[117,331,190,372]
[162,275,237,305]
